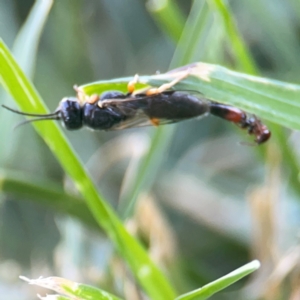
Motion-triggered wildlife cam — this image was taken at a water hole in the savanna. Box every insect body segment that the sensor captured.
[58,98,82,130]
[209,103,271,145]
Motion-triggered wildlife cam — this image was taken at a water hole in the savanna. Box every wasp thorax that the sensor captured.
[58,98,83,130]
[82,102,126,130]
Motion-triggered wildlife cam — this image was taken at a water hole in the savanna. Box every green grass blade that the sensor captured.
[0,169,99,231]
[118,125,174,218]
[207,0,258,75]
[12,0,53,77]
[20,276,123,300]
[146,0,185,42]
[81,64,300,203]
[124,0,223,219]
[117,1,214,218]
[175,260,260,300]
[171,0,213,67]
[0,40,176,300]
[176,63,300,130]
[81,63,300,131]
[80,61,300,219]
[0,0,53,163]
[245,1,300,73]
[204,0,300,200]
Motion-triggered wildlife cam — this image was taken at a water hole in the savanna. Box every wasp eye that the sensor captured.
[58,98,83,130]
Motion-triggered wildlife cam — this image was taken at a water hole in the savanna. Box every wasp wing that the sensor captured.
[100,95,179,130]
[108,106,178,130]
[99,91,209,130]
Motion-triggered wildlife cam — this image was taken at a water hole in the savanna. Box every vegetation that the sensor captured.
[0,0,300,299]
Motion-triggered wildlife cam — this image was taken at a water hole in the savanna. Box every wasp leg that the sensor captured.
[150,118,160,126]
[74,85,99,105]
[127,74,140,94]
[146,70,190,96]
[74,85,86,104]
[86,94,100,104]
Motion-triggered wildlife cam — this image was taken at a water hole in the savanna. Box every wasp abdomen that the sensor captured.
[143,91,210,120]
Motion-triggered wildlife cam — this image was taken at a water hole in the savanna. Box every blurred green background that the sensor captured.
[1,0,300,299]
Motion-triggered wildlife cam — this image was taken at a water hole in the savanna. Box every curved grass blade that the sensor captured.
[146,0,185,42]
[175,260,260,300]
[80,62,300,131]
[168,63,300,130]
[82,4,219,219]
[207,0,257,75]
[80,62,300,215]
[171,0,213,67]
[0,169,99,231]
[0,40,176,300]
[20,276,123,300]
[0,0,53,163]
[205,0,300,200]
[13,0,53,78]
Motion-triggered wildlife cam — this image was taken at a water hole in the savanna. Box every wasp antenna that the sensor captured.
[13,115,60,131]
[2,104,59,117]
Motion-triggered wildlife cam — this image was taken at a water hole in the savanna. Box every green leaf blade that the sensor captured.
[175,260,260,300]
[13,0,53,77]
[146,0,185,42]
[20,276,123,300]
[0,39,176,300]
[80,63,300,131]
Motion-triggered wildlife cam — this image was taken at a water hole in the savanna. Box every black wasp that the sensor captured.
[2,73,271,145]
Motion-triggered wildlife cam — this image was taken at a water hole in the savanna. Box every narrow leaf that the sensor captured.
[20,276,123,300]
[146,0,185,42]
[81,62,300,131]
[13,0,53,77]
[0,39,176,300]
[175,260,260,300]
[0,169,99,230]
